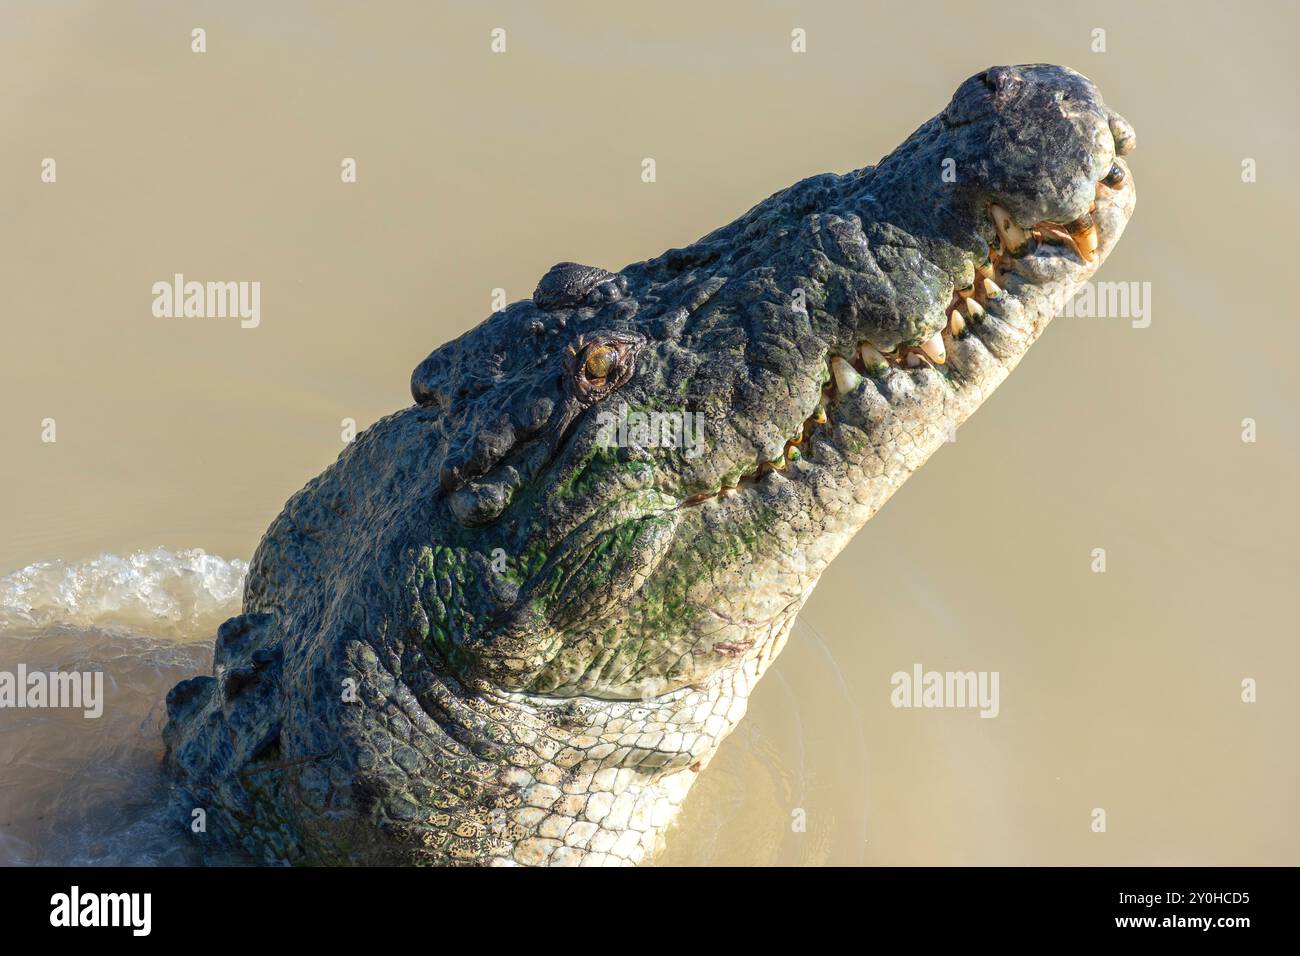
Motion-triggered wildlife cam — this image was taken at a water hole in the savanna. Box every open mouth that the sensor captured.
[680,156,1133,508]
[851,160,1129,376]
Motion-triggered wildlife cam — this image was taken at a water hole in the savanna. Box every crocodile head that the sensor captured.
[165,64,1135,865]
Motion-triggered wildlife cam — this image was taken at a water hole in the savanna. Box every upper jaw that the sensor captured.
[686,151,1135,567]
[658,152,1136,519]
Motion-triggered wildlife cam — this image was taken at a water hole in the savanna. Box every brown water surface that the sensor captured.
[1,1,1295,865]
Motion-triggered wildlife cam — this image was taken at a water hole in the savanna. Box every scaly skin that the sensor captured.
[164,65,1137,866]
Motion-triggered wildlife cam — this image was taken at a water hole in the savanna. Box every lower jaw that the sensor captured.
[746,192,1132,579]
[695,235,1100,502]
[834,181,1129,389]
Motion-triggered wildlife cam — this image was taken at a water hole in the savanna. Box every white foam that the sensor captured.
[0,547,247,641]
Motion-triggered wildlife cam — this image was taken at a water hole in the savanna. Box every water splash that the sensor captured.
[0,548,247,641]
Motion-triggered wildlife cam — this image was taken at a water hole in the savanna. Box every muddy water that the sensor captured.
[2,1,1297,866]
[0,552,237,864]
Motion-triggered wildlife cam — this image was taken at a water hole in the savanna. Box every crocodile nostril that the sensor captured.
[1108,110,1136,156]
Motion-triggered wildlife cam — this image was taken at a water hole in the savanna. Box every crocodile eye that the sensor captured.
[583,345,618,382]
[566,333,644,401]
[1102,162,1125,188]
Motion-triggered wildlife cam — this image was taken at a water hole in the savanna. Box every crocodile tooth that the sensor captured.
[1066,213,1098,262]
[983,278,1003,299]
[977,260,996,280]
[965,297,985,319]
[786,446,802,463]
[921,330,946,363]
[859,342,888,372]
[948,310,966,336]
[990,204,1029,255]
[812,404,827,425]
[831,355,862,393]
[1078,229,1098,261]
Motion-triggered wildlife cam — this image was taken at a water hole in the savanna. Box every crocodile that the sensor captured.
[163,64,1137,866]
